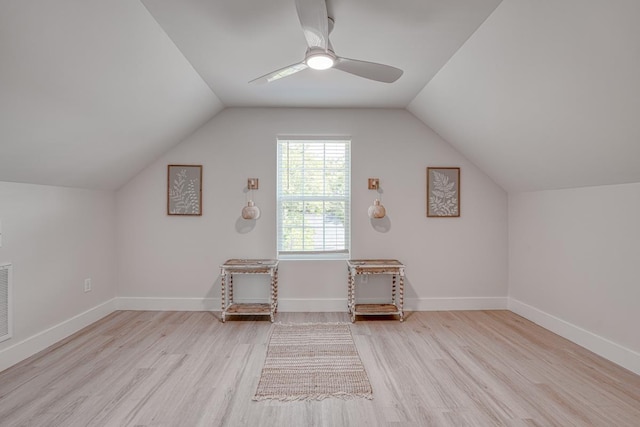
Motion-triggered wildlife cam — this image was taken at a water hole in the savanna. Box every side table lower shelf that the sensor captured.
[353,303,402,316]
[224,303,272,318]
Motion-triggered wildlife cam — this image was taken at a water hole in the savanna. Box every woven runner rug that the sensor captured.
[253,323,373,401]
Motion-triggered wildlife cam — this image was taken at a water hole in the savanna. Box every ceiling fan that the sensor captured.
[249,0,403,84]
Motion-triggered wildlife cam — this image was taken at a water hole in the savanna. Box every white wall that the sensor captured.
[0,181,117,371]
[116,108,508,311]
[509,183,640,372]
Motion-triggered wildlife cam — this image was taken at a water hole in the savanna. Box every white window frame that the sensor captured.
[277,137,351,260]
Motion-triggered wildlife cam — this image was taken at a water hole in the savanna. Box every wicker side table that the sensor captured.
[347,259,405,322]
[220,259,279,323]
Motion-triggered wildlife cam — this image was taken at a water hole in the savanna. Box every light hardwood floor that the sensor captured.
[1,310,639,426]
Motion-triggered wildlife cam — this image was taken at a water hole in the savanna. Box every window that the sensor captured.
[277,138,351,259]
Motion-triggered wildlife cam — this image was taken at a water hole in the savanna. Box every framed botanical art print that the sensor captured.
[427,167,460,217]
[167,165,202,216]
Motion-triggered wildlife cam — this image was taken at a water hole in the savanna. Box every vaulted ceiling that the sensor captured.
[409,0,640,192]
[1,0,638,192]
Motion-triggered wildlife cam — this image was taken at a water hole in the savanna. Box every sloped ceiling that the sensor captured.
[409,0,640,192]
[0,0,223,190]
[1,0,639,193]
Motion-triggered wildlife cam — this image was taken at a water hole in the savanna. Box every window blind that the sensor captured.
[277,139,351,258]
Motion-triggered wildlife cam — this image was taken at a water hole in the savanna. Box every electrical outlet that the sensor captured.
[84,278,92,292]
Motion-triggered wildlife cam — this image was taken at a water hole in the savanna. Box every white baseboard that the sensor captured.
[408,297,508,311]
[508,298,640,375]
[116,297,346,312]
[277,298,347,312]
[114,296,508,313]
[115,297,219,311]
[0,298,116,373]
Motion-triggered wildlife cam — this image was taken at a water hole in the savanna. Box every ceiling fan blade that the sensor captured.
[295,0,329,49]
[249,62,308,84]
[334,57,403,83]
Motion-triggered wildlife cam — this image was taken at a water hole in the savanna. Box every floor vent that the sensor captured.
[0,263,12,343]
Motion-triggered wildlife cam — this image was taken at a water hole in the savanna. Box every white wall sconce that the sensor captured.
[242,178,261,220]
[367,178,386,219]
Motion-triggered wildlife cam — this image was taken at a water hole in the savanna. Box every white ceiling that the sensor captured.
[1,0,639,193]
[141,0,501,108]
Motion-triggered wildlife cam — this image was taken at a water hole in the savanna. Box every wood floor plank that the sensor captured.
[1,310,639,426]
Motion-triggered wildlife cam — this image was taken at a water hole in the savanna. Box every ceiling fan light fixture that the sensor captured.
[249,0,403,84]
[306,52,335,70]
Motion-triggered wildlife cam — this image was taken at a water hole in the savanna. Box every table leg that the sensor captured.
[229,274,234,305]
[273,268,279,314]
[399,273,404,322]
[270,270,276,323]
[350,273,357,323]
[347,269,353,314]
[221,272,226,323]
[391,274,397,305]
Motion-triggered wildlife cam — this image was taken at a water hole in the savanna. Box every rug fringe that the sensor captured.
[253,392,373,402]
[271,322,351,326]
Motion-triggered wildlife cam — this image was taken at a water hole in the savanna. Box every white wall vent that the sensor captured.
[0,263,12,343]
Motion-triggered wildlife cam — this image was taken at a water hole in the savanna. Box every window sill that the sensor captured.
[278,253,350,261]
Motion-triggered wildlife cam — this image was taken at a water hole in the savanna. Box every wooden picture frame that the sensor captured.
[427,167,460,217]
[167,165,202,216]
